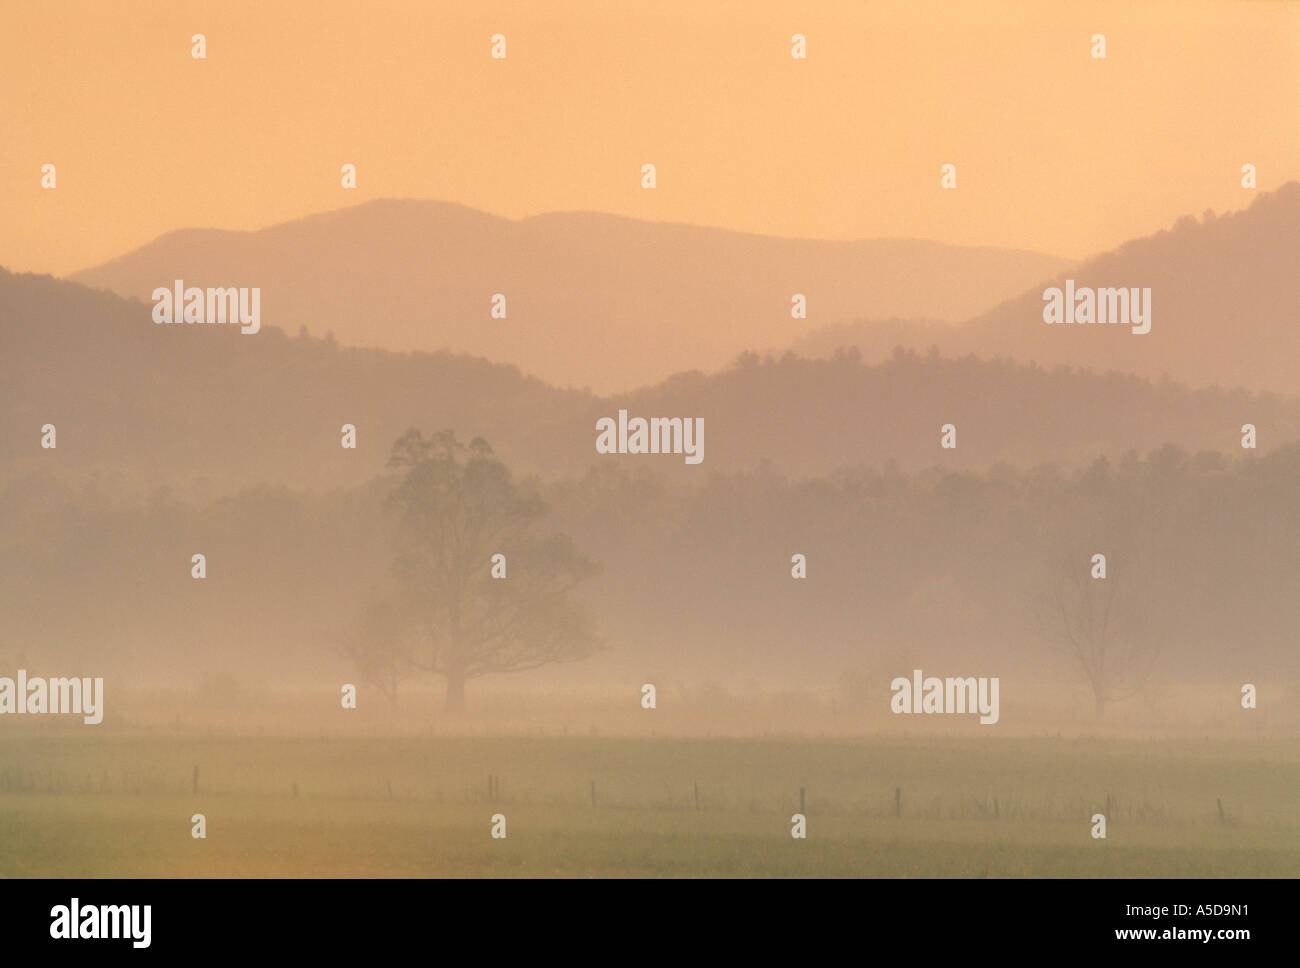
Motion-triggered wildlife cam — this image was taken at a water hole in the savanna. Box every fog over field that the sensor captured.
[2,259,1297,733]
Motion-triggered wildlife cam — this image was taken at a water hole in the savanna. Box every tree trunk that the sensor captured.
[445,669,467,714]
[1094,693,1106,719]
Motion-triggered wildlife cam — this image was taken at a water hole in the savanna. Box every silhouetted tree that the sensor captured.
[374,429,601,712]
[1036,548,1159,718]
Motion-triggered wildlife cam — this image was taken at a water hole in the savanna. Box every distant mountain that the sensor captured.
[4,269,1298,496]
[67,200,1071,393]
[789,183,1300,396]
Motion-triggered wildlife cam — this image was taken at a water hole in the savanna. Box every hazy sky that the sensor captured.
[3,0,1297,276]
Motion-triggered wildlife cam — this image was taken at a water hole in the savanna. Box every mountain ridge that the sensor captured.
[791,183,1300,396]
[67,199,1075,393]
[4,265,1298,498]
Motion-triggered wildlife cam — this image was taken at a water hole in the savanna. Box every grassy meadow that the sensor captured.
[1,733,1295,877]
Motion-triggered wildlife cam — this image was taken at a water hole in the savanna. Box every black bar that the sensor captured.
[0,877,1279,957]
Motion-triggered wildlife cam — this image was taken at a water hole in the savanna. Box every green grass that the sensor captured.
[0,735,1295,876]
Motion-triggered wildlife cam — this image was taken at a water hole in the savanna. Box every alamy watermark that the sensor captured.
[151,280,261,334]
[50,899,150,948]
[595,409,704,464]
[0,670,104,724]
[1043,280,1150,335]
[890,669,1000,725]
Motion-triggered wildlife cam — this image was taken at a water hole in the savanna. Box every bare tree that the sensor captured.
[1036,549,1160,718]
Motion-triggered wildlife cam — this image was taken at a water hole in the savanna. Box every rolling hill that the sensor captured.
[68,201,1072,393]
[791,183,1300,397]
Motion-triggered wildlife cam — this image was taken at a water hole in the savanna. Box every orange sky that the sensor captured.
[2,0,1297,276]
